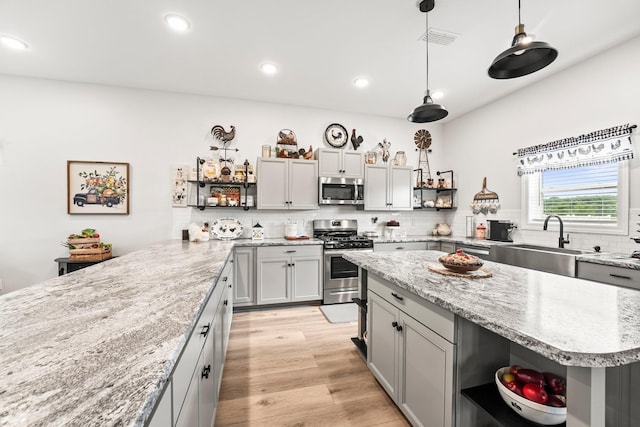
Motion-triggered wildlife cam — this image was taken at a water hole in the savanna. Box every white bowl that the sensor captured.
[495,367,566,425]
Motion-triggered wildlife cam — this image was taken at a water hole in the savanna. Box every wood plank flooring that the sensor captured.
[215,305,410,427]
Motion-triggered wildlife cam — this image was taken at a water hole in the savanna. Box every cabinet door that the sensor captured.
[233,248,255,306]
[212,297,225,412]
[317,148,342,177]
[148,379,172,427]
[342,151,364,178]
[375,242,427,252]
[175,358,201,427]
[199,326,216,427]
[364,165,390,210]
[291,255,322,301]
[398,313,454,427]
[368,290,399,400]
[256,257,290,304]
[256,158,288,209]
[440,242,455,253]
[389,166,413,210]
[289,159,318,209]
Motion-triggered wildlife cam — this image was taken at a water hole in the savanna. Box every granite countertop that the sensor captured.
[0,237,318,427]
[343,250,640,368]
[576,252,640,270]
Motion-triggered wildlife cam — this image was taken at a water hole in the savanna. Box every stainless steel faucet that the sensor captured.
[543,215,570,248]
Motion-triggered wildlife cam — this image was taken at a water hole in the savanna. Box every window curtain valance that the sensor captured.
[515,123,636,176]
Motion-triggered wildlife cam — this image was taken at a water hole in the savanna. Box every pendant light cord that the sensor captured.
[518,0,522,26]
[425,9,429,95]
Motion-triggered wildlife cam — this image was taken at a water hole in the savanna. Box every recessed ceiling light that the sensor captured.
[0,35,28,50]
[164,14,191,32]
[260,62,279,75]
[353,77,370,88]
[430,90,446,100]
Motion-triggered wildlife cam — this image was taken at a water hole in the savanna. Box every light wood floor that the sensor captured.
[214,305,411,427]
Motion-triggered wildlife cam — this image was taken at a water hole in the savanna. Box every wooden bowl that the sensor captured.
[439,261,483,273]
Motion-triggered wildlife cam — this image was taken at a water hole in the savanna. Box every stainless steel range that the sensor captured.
[313,219,373,304]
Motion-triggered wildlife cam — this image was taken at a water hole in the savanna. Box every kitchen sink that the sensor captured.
[492,244,593,277]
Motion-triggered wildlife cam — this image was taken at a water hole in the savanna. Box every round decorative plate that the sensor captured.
[211,218,243,240]
[414,129,432,149]
[324,123,348,148]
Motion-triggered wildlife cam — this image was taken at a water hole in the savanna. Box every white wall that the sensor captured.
[0,76,446,293]
[443,35,640,254]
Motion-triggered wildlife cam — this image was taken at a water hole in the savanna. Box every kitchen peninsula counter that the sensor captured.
[343,249,640,367]
[0,238,321,426]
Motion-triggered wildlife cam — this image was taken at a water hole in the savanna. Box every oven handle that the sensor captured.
[323,249,373,255]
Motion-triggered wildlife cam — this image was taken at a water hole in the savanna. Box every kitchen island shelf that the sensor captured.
[350,337,367,359]
[461,383,566,427]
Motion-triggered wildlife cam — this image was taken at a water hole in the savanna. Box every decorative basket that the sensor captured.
[69,246,112,261]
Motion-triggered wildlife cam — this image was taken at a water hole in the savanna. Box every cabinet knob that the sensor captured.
[392,321,398,328]
[201,364,211,379]
[396,324,403,332]
[223,276,228,282]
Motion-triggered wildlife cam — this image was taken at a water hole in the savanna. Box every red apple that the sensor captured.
[516,368,545,386]
[522,383,549,404]
[509,365,523,376]
[543,372,566,396]
[547,394,566,408]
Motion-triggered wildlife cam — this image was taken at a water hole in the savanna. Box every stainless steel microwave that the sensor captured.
[319,177,364,205]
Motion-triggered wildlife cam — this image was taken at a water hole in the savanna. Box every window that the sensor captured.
[521,162,629,234]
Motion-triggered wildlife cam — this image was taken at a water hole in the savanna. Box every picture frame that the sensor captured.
[67,160,130,214]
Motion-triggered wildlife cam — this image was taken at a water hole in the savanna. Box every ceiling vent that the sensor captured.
[419,28,459,46]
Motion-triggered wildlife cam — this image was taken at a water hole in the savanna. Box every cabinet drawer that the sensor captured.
[257,245,322,259]
[577,262,640,290]
[374,242,427,252]
[368,273,455,343]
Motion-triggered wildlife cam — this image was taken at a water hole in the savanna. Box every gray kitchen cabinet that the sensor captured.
[315,147,364,178]
[148,379,172,427]
[367,273,455,427]
[256,158,318,210]
[256,245,322,305]
[374,241,427,252]
[149,258,232,427]
[233,247,255,306]
[576,261,640,290]
[364,164,413,211]
[427,241,440,250]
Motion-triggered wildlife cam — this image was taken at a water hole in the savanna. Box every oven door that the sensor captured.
[323,249,371,304]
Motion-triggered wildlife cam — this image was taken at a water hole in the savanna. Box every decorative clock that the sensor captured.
[324,123,348,148]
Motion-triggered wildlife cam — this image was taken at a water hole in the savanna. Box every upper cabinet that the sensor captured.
[364,164,413,211]
[256,158,318,210]
[315,148,364,179]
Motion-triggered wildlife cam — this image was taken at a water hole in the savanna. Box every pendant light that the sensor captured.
[488,0,558,79]
[407,0,448,123]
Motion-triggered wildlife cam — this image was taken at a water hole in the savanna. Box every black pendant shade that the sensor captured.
[408,0,448,123]
[488,2,558,79]
[407,92,448,123]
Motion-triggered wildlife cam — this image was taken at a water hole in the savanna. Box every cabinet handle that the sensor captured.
[391,292,404,301]
[396,324,403,332]
[201,364,211,379]
[200,322,210,337]
[396,247,404,250]
[228,284,232,288]
[224,299,228,306]
[285,250,297,253]
[223,276,228,282]
[392,321,398,328]
[610,273,631,280]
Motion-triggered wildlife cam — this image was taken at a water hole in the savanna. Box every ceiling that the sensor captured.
[1,0,639,122]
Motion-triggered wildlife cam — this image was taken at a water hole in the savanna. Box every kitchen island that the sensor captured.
[0,238,322,426]
[343,249,640,427]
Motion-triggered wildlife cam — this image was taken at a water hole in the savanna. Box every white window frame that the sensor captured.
[520,162,629,235]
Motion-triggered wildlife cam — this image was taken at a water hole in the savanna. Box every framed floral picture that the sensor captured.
[67,160,130,214]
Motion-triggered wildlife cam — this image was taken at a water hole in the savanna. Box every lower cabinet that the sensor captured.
[256,245,322,305]
[439,242,455,253]
[149,257,233,427]
[367,273,456,427]
[233,247,255,306]
[577,261,640,290]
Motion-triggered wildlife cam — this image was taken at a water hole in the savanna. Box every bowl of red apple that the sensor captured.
[495,365,567,425]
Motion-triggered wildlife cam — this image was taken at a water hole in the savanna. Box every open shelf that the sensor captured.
[461,383,566,427]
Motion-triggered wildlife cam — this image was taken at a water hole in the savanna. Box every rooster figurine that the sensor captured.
[351,129,363,150]
[211,125,236,143]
